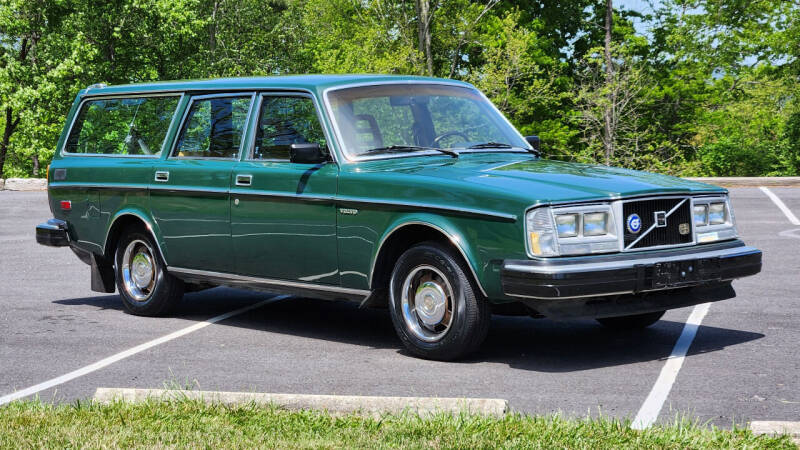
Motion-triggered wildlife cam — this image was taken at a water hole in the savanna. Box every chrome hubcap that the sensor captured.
[131,252,154,289]
[121,240,157,302]
[397,265,454,342]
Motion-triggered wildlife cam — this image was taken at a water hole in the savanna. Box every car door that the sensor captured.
[230,92,339,284]
[150,92,255,273]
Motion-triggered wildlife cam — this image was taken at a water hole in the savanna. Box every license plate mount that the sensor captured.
[652,258,721,289]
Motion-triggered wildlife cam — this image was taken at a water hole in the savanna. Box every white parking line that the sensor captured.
[760,186,800,225]
[0,295,288,406]
[631,303,711,429]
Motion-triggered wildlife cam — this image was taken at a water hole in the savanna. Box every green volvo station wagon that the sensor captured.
[36,75,762,360]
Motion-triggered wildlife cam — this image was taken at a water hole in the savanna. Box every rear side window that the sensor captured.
[64,96,180,156]
[253,96,327,161]
[173,95,252,159]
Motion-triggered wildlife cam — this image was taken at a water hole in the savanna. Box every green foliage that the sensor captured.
[0,0,798,177]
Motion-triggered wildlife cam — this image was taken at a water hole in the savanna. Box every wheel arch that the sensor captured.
[369,218,488,298]
[103,210,166,263]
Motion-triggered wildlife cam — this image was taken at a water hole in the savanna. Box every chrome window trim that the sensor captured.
[321,80,533,163]
[167,266,371,298]
[60,93,185,158]
[168,92,257,161]
[245,91,339,165]
[368,221,489,297]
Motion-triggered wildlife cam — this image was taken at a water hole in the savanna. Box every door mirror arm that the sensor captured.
[525,136,541,156]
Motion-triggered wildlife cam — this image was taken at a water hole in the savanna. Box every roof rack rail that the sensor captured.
[86,83,107,91]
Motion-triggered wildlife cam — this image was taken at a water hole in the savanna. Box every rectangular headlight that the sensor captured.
[708,202,725,224]
[555,214,578,238]
[693,205,708,226]
[527,205,618,257]
[692,196,737,244]
[583,212,608,236]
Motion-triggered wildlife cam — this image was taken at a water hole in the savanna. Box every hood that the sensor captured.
[350,153,724,205]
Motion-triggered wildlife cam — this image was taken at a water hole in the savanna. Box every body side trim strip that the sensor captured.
[48,183,515,221]
[167,266,371,298]
[338,196,517,222]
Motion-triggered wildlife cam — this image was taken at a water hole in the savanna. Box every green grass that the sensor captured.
[0,399,794,449]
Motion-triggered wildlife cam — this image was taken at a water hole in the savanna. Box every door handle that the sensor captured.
[154,171,169,182]
[235,174,252,186]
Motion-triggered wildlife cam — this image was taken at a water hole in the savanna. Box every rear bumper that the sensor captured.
[35,219,70,247]
[501,240,762,318]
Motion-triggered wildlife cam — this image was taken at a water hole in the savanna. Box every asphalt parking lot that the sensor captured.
[0,188,798,428]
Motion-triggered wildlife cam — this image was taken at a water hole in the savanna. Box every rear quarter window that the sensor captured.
[64,96,180,156]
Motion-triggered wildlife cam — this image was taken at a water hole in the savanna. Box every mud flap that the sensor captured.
[91,254,116,293]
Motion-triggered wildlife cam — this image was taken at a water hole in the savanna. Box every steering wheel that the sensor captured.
[432,131,470,147]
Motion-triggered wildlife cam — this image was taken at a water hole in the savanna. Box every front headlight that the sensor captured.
[526,205,619,257]
[692,197,737,243]
[583,212,609,236]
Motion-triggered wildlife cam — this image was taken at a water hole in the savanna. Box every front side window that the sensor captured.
[252,96,327,161]
[326,84,528,159]
[173,95,252,159]
[64,96,180,156]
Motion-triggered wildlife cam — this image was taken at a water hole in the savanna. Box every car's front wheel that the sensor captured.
[115,227,184,316]
[388,242,490,360]
[596,310,665,330]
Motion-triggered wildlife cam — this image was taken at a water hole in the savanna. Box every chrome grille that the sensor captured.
[623,197,693,250]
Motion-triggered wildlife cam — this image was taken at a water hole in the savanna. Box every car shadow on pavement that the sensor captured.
[54,288,765,372]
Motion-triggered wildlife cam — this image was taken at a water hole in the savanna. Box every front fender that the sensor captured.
[371,213,489,298]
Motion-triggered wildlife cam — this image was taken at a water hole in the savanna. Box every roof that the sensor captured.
[80,74,474,97]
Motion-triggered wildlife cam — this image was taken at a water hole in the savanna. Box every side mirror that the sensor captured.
[290,143,328,164]
[525,136,541,154]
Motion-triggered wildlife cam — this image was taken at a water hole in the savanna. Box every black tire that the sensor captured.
[114,226,184,316]
[388,242,491,361]
[596,310,666,330]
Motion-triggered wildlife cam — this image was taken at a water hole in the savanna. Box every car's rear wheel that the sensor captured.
[596,310,665,330]
[388,242,490,361]
[115,227,184,316]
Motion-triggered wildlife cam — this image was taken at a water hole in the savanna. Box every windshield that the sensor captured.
[325,83,530,159]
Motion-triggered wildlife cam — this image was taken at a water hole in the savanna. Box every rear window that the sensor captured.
[64,96,180,156]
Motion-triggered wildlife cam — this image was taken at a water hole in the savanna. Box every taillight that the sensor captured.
[60,200,72,211]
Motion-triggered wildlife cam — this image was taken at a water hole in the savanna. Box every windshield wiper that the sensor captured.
[467,142,514,149]
[467,142,540,157]
[361,145,458,158]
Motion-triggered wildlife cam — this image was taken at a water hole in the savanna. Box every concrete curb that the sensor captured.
[0,178,47,191]
[687,177,800,187]
[750,421,800,445]
[93,388,509,418]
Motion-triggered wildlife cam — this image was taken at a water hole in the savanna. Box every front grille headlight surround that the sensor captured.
[691,196,737,243]
[526,204,619,257]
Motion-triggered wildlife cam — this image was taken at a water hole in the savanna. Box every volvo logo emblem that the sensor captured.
[679,223,690,235]
[626,213,642,233]
[654,211,667,227]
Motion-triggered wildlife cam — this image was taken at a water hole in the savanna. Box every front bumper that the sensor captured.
[501,240,761,318]
[35,219,70,247]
